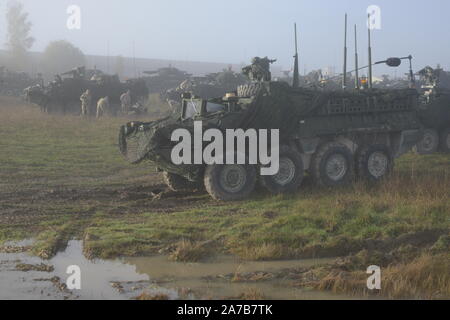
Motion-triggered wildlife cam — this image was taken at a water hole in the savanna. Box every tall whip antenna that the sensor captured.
[342,13,348,90]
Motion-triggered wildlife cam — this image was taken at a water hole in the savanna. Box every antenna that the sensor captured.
[133,41,137,78]
[342,14,348,90]
[354,24,359,89]
[106,40,110,74]
[293,23,300,88]
[367,14,373,89]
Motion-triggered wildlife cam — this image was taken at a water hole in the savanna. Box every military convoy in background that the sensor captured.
[24,67,149,115]
[0,66,43,97]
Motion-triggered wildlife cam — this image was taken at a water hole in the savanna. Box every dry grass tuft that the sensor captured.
[169,239,215,262]
[133,292,170,300]
[316,254,450,299]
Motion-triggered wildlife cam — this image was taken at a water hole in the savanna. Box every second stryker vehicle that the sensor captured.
[415,66,450,154]
[119,57,423,201]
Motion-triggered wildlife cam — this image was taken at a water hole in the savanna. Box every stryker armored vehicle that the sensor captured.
[119,57,423,201]
[142,67,191,95]
[415,66,450,154]
[24,67,148,115]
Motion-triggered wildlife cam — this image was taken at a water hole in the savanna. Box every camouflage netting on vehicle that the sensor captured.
[119,81,420,176]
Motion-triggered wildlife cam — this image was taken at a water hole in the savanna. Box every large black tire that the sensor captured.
[311,142,354,187]
[416,129,439,155]
[356,144,394,182]
[439,128,450,153]
[260,146,304,194]
[237,83,262,98]
[204,164,256,201]
[163,172,201,192]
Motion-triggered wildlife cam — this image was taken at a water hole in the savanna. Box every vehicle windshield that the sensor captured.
[206,102,226,113]
[183,99,201,119]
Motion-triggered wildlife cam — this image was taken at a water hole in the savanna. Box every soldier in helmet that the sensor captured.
[242,57,277,82]
[96,96,109,119]
[80,89,92,118]
[120,90,132,115]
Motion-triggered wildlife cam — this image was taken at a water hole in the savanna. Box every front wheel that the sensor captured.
[311,142,354,187]
[356,145,393,182]
[260,146,304,194]
[416,129,439,155]
[204,164,256,201]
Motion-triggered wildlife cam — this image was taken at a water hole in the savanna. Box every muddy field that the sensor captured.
[0,96,449,300]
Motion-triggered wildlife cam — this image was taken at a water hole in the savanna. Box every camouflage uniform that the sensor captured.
[96,97,109,119]
[120,91,132,114]
[80,90,92,117]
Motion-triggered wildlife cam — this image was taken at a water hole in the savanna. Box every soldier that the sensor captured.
[242,57,277,82]
[120,90,132,114]
[80,89,92,118]
[96,96,109,119]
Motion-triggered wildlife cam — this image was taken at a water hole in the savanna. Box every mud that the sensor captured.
[0,240,355,300]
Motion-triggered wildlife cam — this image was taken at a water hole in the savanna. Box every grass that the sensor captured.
[0,96,449,299]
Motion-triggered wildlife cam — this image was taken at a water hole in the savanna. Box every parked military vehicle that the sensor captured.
[163,69,249,108]
[119,58,423,201]
[415,66,450,154]
[0,66,43,96]
[25,67,148,114]
[142,67,191,95]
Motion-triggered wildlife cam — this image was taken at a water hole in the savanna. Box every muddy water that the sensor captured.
[0,240,353,300]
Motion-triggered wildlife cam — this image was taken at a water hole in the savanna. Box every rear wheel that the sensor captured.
[311,142,354,187]
[204,164,256,201]
[356,145,393,182]
[417,129,439,155]
[260,146,304,194]
[163,172,201,192]
[439,128,450,153]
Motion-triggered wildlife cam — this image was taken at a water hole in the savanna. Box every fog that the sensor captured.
[1,0,450,76]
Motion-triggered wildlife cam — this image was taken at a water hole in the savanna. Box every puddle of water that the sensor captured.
[0,240,358,300]
[124,255,352,300]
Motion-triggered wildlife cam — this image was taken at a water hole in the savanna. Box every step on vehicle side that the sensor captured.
[119,59,423,201]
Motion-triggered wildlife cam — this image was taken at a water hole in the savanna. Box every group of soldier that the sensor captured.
[79,89,132,119]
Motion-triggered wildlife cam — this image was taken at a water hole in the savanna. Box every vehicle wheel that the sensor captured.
[237,83,262,97]
[311,142,354,187]
[204,164,256,201]
[416,129,439,155]
[439,128,450,153]
[356,145,393,182]
[163,172,201,192]
[260,146,304,194]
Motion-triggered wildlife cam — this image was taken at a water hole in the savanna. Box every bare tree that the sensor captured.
[5,1,35,71]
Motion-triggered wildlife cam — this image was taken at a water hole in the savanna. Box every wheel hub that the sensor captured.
[272,158,296,186]
[367,151,389,178]
[422,132,436,151]
[220,165,247,193]
[325,154,347,181]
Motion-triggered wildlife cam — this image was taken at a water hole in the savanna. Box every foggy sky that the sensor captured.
[1,0,449,76]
